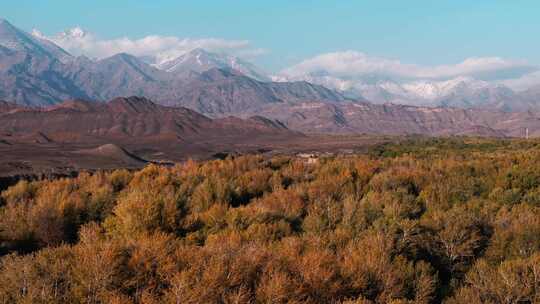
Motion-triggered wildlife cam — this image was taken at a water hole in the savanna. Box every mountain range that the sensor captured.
[274,73,540,112]
[0,96,296,144]
[0,19,345,114]
[1,18,540,138]
[254,101,540,137]
[2,96,539,141]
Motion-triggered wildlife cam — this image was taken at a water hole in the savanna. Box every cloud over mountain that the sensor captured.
[280,51,538,83]
[274,51,540,111]
[30,25,538,90]
[32,27,264,65]
[501,71,540,91]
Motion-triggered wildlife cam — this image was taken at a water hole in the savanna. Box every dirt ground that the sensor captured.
[0,134,393,177]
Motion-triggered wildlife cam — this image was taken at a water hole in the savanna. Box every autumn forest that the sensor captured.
[1,138,540,303]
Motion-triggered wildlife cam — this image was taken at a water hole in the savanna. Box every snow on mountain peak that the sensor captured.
[277,68,522,110]
[31,29,45,39]
[0,19,72,62]
[57,27,88,40]
[154,48,270,81]
[401,77,490,99]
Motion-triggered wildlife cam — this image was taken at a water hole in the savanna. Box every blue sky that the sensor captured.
[3,0,540,72]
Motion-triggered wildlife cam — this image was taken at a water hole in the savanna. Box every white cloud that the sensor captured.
[33,27,263,65]
[234,48,270,59]
[280,51,537,82]
[500,71,540,91]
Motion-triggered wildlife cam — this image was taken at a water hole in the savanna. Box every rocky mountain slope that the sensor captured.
[0,100,22,113]
[3,96,539,138]
[0,18,72,63]
[0,96,297,144]
[161,68,349,116]
[253,101,540,137]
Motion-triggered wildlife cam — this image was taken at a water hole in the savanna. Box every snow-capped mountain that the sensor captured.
[155,48,270,82]
[401,77,489,99]
[0,18,72,63]
[275,72,534,111]
[0,20,345,109]
[1,18,537,113]
[55,26,88,40]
